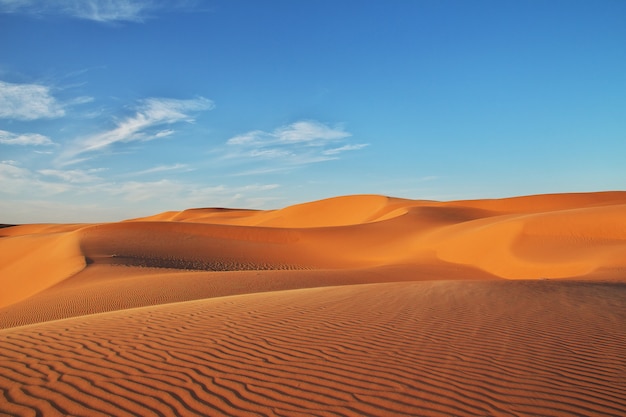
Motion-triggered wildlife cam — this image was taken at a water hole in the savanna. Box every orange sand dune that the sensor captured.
[0,225,86,309]
[1,191,626,416]
[1,191,625,319]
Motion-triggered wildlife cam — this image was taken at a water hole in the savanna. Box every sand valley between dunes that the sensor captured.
[1,191,625,416]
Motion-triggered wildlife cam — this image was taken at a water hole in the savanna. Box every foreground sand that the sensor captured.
[1,192,625,416]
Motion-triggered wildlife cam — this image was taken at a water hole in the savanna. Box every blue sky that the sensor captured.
[1,0,624,223]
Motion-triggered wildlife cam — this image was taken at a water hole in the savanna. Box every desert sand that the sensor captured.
[1,191,625,416]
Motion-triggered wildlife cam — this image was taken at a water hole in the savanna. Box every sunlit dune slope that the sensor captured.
[1,280,625,416]
[0,225,86,308]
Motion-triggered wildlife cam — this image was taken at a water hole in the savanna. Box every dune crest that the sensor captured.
[140,195,418,228]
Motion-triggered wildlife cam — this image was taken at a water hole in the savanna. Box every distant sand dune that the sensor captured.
[1,191,625,415]
[1,191,625,321]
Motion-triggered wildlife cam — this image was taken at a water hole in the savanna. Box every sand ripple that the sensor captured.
[1,281,625,416]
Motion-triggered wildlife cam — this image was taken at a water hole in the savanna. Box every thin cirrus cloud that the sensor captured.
[63,96,214,160]
[0,160,70,195]
[224,120,369,172]
[0,80,65,120]
[0,130,55,146]
[102,180,280,206]
[38,168,105,184]
[0,159,281,222]
[227,120,352,146]
[125,163,191,177]
[0,0,156,23]
[323,143,369,156]
[0,0,203,23]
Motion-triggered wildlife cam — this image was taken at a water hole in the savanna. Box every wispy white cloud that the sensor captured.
[185,183,281,207]
[249,149,294,159]
[154,129,175,138]
[227,120,351,146]
[105,179,184,202]
[5,160,272,203]
[104,180,280,204]
[0,159,281,222]
[1,0,147,23]
[224,120,367,174]
[0,80,65,120]
[227,130,266,146]
[67,96,95,106]
[0,160,70,195]
[0,198,123,224]
[62,0,152,22]
[38,168,105,183]
[64,96,213,160]
[229,166,293,177]
[0,130,55,146]
[322,143,369,155]
[125,163,190,177]
[0,0,202,23]
[0,160,31,183]
[275,121,351,144]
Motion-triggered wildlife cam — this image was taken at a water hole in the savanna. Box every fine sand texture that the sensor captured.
[1,191,625,416]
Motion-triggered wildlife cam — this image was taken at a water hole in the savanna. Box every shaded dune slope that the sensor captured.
[1,280,625,416]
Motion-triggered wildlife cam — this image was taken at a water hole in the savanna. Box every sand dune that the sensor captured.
[0,226,86,309]
[1,191,625,416]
